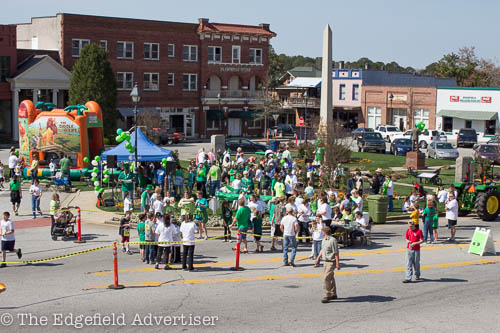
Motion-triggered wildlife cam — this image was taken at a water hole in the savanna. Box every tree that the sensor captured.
[68,43,117,138]
[255,92,284,136]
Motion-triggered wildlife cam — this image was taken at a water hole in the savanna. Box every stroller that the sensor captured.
[52,207,78,241]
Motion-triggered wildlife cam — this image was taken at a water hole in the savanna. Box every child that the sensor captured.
[152,195,164,215]
[187,167,195,192]
[49,159,56,179]
[252,210,263,252]
[164,197,176,216]
[0,211,22,267]
[401,196,412,213]
[221,200,232,242]
[136,213,146,261]
[170,219,182,264]
[311,217,324,267]
[119,210,132,254]
[403,221,424,283]
[144,212,156,264]
[180,213,197,271]
[410,203,420,229]
[123,192,132,214]
[0,162,5,189]
[422,200,437,244]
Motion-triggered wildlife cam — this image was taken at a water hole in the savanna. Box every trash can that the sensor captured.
[270,140,280,152]
[366,195,389,224]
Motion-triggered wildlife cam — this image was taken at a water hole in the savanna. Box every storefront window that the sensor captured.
[367,107,381,129]
[443,117,453,132]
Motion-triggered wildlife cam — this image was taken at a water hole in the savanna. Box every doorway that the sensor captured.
[170,115,184,133]
[228,118,242,136]
[392,108,407,131]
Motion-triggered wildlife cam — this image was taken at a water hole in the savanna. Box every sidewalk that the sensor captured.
[70,190,118,226]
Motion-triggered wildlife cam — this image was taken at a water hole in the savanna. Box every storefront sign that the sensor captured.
[449,95,492,103]
[220,67,251,73]
[388,94,407,101]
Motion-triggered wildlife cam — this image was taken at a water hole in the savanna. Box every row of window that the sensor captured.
[72,39,263,64]
[117,72,198,91]
[339,84,360,101]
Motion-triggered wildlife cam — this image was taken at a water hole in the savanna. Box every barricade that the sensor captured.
[108,242,125,290]
[74,207,86,243]
[230,230,244,271]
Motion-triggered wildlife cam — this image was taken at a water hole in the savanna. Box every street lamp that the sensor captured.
[218,93,222,132]
[303,90,309,144]
[389,93,394,128]
[130,82,141,198]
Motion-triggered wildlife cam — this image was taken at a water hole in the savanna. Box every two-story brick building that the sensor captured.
[16,13,275,138]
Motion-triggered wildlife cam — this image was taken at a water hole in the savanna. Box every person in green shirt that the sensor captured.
[274,178,285,198]
[422,200,437,244]
[118,165,134,205]
[49,193,60,236]
[195,191,209,239]
[59,154,72,186]
[314,145,325,166]
[196,164,208,198]
[9,175,22,216]
[252,211,263,252]
[136,213,147,261]
[221,200,232,242]
[231,198,251,253]
[178,191,195,218]
[174,165,184,198]
[241,171,254,195]
[141,184,153,213]
[207,161,221,197]
[228,166,237,183]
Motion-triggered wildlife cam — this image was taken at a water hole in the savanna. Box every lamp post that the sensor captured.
[304,90,309,144]
[218,93,222,133]
[389,92,394,128]
[130,83,141,196]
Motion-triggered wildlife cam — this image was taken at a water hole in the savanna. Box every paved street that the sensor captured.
[0,213,499,332]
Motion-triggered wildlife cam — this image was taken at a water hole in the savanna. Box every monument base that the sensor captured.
[405,152,426,170]
[316,122,329,143]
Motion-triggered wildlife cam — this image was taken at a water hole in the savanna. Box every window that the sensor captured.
[168,44,175,58]
[117,72,133,90]
[183,45,197,61]
[413,109,430,128]
[143,73,159,91]
[443,117,453,132]
[339,84,346,100]
[249,48,262,64]
[352,84,359,101]
[99,40,107,51]
[144,43,159,60]
[248,118,262,129]
[367,107,381,129]
[232,46,241,63]
[182,74,197,91]
[207,118,221,130]
[72,39,90,58]
[208,46,222,63]
[465,120,472,129]
[168,73,175,86]
[0,56,10,82]
[117,41,134,59]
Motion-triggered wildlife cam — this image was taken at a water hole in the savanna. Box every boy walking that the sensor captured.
[403,221,424,283]
[315,226,340,303]
[1,212,22,267]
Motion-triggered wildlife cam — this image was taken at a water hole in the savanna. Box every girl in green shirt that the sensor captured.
[178,191,195,219]
[50,193,60,236]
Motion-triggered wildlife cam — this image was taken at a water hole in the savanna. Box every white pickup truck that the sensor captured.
[375,125,402,143]
[392,129,447,148]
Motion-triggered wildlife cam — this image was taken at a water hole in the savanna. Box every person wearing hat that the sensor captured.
[141,184,154,213]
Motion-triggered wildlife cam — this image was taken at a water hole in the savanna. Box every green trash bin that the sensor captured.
[367,195,389,224]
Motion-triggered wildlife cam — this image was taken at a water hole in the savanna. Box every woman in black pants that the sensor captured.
[180,214,197,271]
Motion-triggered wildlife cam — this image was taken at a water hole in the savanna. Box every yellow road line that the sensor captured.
[89,241,500,276]
[85,257,500,289]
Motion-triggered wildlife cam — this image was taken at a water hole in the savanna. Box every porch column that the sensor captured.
[12,89,20,141]
[32,89,38,105]
[52,89,59,107]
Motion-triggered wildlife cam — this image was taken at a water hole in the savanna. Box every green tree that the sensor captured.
[68,43,117,138]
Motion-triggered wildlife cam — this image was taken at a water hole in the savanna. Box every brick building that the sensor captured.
[17,13,275,138]
[0,25,17,138]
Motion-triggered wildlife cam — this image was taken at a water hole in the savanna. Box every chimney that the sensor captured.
[199,18,209,27]
[339,61,345,69]
[364,63,369,70]
[259,23,270,31]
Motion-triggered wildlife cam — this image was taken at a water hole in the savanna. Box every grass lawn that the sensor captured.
[348,152,455,171]
[396,167,456,187]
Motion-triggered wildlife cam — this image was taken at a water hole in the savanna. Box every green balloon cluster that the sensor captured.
[161,158,167,169]
[116,128,135,153]
[416,121,426,132]
[83,157,89,163]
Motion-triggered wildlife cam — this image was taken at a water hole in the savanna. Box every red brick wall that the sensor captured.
[0,25,17,99]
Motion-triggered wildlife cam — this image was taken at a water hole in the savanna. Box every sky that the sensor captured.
[2,0,500,69]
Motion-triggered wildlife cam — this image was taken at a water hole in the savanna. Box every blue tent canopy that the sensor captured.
[101,128,173,163]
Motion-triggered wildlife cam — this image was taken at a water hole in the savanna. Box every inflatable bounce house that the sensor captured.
[18,100,104,179]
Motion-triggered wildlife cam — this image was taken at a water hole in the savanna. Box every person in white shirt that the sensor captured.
[285,196,298,215]
[385,175,394,212]
[196,148,206,165]
[155,216,174,270]
[351,211,369,242]
[49,159,56,178]
[8,153,18,179]
[351,189,363,212]
[180,213,198,271]
[280,206,299,267]
[231,174,242,192]
[436,186,448,203]
[152,196,164,215]
[445,193,459,242]
[1,211,22,267]
[297,199,312,243]
[29,179,43,219]
[284,170,297,195]
[310,217,324,266]
[294,191,304,207]
[123,192,132,214]
[170,219,181,264]
[317,197,332,227]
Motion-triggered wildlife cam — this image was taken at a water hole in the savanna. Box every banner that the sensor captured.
[28,116,81,153]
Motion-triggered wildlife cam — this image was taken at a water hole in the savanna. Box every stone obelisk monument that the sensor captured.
[317,24,333,139]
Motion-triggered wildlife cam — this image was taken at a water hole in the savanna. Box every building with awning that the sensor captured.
[436,87,500,136]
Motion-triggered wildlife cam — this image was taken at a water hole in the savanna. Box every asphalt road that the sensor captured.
[0,215,499,332]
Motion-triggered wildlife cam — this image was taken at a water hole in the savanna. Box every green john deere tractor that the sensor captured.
[455,161,500,221]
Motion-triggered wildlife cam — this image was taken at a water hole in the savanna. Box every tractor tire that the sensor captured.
[475,190,500,221]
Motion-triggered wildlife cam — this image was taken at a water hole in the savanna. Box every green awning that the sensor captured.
[437,109,498,121]
[207,109,225,121]
[228,110,252,119]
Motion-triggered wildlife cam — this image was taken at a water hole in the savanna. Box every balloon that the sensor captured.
[167,156,174,161]
[99,188,105,194]
[94,181,100,187]
[116,135,124,143]
[93,167,99,173]
[124,133,131,141]
[103,170,109,175]
[91,177,98,182]
[116,128,123,136]
[91,172,97,177]
[91,160,98,166]
[125,142,132,149]
[103,178,109,183]
[83,157,89,163]
[95,156,101,162]
[128,147,135,153]
[94,186,100,192]
[162,158,167,163]
[280,159,285,165]
[199,170,205,177]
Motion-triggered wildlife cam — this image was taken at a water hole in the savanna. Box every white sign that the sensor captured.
[437,88,500,112]
[468,227,496,256]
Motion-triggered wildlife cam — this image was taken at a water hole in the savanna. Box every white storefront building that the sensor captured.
[436,87,500,137]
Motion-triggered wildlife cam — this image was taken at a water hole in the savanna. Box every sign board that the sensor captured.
[437,88,500,112]
[469,227,496,256]
[298,117,304,126]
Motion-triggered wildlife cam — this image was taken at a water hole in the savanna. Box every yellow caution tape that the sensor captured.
[124,234,229,246]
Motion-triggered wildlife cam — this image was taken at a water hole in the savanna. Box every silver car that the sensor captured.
[427,141,459,160]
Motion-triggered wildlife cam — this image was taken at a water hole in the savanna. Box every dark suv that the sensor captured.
[357,132,386,153]
[457,128,477,148]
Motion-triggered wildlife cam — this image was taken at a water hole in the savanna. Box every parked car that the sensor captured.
[225,138,268,153]
[351,127,374,140]
[375,125,402,142]
[392,129,446,148]
[271,124,296,137]
[160,129,185,144]
[473,144,500,163]
[357,132,386,153]
[487,136,500,144]
[389,138,412,156]
[427,141,459,160]
[457,128,478,147]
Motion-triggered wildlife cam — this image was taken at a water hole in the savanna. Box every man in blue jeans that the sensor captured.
[280,206,299,267]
